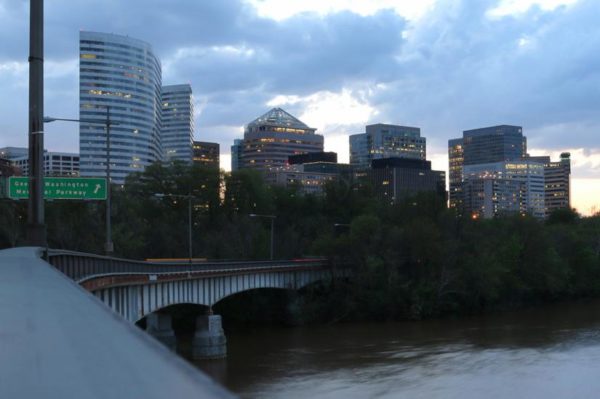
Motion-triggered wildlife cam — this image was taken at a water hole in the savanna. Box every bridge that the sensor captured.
[0,247,235,399]
[45,249,344,358]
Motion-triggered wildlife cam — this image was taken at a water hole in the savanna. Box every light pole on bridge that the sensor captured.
[44,106,117,255]
[26,0,45,247]
[155,193,194,267]
[249,213,276,260]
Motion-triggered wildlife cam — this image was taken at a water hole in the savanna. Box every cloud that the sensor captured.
[246,0,436,21]
[487,0,578,18]
[0,0,599,211]
[267,89,378,131]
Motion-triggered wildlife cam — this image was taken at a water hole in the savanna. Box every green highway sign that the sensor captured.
[8,177,107,200]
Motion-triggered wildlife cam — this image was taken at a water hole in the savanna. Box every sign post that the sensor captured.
[8,177,107,200]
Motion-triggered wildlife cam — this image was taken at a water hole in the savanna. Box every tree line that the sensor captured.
[1,162,599,322]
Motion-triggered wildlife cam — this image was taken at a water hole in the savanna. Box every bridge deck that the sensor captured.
[0,247,235,399]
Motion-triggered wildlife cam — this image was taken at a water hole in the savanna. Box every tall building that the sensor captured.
[449,125,527,214]
[463,125,526,165]
[240,108,323,173]
[368,157,446,204]
[231,139,243,172]
[79,31,163,184]
[350,124,426,169]
[463,160,545,219]
[528,153,571,216]
[161,84,193,162]
[448,138,464,210]
[192,141,220,169]
[349,133,369,169]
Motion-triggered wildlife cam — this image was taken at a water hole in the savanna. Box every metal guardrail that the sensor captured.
[45,249,330,282]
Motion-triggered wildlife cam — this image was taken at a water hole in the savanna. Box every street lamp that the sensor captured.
[26,0,45,247]
[155,193,194,265]
[333,223,350,237]
[249,213,276,260]
[44,106,117,255]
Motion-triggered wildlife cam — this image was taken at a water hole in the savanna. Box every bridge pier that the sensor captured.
[192,313,227,359]
[145,313,177,351]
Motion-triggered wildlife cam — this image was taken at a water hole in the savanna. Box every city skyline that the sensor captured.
[0,0,598,213]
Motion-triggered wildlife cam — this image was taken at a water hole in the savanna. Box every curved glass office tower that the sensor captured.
[79,31,162,184]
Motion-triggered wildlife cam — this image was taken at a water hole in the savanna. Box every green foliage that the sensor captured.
[1,163,599,325]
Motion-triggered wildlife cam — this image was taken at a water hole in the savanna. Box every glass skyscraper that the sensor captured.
[449,125,527,213]
[231,139,243,171]
[349,133,370,169]
[350,124,426,169]
[79,31,163,184]
[462,125,526,166]
[448,138,464,210]
[162,84,194,163]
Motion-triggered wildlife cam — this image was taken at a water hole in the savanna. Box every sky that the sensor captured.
[0,0,598,214]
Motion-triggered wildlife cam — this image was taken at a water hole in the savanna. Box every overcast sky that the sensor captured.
[0,0,598,213]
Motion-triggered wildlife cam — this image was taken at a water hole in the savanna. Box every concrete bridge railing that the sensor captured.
[0,247,235,398]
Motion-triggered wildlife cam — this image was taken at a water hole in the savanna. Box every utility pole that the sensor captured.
[27,0,46,246]
[249,214,276,260]
[104,106,113,254]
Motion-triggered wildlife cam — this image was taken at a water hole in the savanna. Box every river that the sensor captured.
[193,299,600,398]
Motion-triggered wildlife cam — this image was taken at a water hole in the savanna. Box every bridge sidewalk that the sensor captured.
[0,247,235,399]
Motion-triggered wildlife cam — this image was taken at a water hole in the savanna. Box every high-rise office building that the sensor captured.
[450,125,527,214]
[240,108,323,173]
[193,141,220,169]
[368,157,446,204]
[462,160,545,219]
[349,133,370,169]
[162,84,194,162]
[79,31,163,184]
[545,153,571,214]
[462,125,526,166]
[350,124,426,169]
[528,153,571,216]
[231,139,243,172]
[448,138,464,210]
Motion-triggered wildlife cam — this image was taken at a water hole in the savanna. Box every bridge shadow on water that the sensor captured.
[135,287,312,385]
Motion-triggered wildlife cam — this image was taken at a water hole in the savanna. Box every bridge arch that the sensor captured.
[91,268,335,323]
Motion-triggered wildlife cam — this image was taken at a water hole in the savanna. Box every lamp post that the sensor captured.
[333,223,350,237]
[333,223,350,228]
[155,193,194,265]
[249,213,276,260]
[26,0,45,246]
[44,106,116,255]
